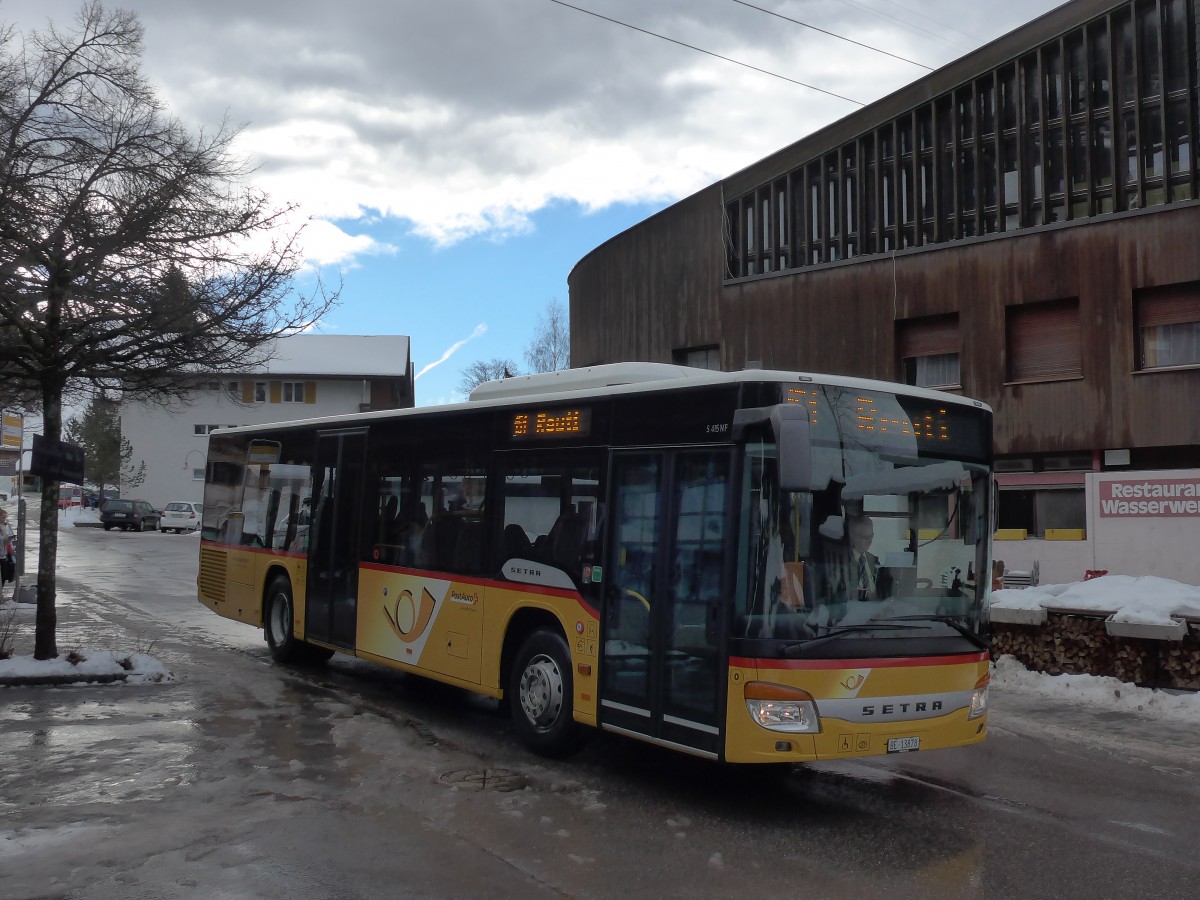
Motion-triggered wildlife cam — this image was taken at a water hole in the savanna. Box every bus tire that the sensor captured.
[264,576,334,665]
[509,629,584,758]
[264,576,304,663]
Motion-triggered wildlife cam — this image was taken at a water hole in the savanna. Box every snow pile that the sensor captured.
[63,507,101,527]
[991,655,1200,723]
[991,574,1200,625]
[0,648,173,683]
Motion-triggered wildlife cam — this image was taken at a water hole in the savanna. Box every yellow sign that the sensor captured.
[1,412,22,449]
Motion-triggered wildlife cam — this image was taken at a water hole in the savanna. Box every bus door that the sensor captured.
[305,430,368,649]
[600,449,732,759]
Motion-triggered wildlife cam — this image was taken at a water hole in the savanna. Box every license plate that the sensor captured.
[887,736,920,753]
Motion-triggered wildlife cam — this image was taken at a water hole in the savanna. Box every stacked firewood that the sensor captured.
[1160,642,1200,689]
[992,614,1200,690]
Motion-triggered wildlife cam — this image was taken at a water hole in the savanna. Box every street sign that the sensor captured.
[29,434,85,483]
[1,411,21,449]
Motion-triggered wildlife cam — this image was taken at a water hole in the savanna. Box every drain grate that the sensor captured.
[437,768,527,792]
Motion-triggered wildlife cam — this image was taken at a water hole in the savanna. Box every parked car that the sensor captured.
[160,501,203,534]
[100,498,160,532]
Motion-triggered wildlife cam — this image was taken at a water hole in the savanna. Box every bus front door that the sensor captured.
[305,430,367,649]
[600,450,731,759]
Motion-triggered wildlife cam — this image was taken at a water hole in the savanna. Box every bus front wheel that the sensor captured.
[264,576,333,664]
[509,629,584,758]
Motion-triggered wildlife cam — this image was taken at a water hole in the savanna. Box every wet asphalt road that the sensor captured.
[1,517,1198,899]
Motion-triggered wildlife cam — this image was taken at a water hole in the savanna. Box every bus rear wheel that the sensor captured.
[509,629,584,758]
[264,576,332,664]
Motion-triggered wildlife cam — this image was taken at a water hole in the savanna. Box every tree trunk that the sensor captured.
[33,387,62,660]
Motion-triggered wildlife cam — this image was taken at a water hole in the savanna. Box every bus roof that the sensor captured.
[211,363,991,436]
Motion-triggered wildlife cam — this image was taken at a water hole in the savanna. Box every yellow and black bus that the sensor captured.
[198,363,994,763]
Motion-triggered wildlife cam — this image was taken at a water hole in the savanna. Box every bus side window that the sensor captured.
[363,440,422,566]
[497,453,604,592]
[416,467,488,575]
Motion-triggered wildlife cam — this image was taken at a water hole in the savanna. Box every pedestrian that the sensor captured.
[0,507,15,598]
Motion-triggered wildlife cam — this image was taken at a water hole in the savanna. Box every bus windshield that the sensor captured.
[735,387,992,657]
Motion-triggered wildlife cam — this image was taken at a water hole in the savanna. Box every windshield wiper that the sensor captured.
[781,622,918,655]
[871,615,990,651]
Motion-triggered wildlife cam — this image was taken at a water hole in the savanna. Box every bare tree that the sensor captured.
[0,4,337,658]
[524,298,570,374]
[458,358,520,397]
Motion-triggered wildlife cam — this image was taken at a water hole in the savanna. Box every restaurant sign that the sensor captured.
[1099,477,1200,517]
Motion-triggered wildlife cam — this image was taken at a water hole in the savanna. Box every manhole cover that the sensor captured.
[438,768,527,792]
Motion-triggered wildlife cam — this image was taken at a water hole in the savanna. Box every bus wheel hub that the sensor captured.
[520,655,563,728]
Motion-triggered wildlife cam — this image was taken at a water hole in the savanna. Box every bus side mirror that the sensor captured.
[770,406,813,493]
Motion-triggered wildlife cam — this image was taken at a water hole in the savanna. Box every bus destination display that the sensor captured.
[787,387,989,460]
[511,407,592,440]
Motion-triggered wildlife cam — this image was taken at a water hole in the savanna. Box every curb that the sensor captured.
[0,672,130,687]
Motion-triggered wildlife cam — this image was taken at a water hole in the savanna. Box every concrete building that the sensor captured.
[121,334,414,509]
[568,0,1200,585]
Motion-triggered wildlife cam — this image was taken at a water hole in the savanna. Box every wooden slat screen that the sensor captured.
[1137,283,1200,328]
[1007,300,1082,381]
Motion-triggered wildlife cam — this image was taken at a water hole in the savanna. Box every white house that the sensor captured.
[120,334,414,508]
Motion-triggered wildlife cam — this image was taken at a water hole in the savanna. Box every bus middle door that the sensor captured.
[305,430,368,649]
[600,449,731,759]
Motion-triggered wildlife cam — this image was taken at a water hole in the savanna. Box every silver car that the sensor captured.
[160,501,203,534]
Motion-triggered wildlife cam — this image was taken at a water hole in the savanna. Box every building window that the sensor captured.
[905,353,960,389]
[226,381,240,398]
[282,381,306,403]
[1136,282,1200,369]
[673,346,721,370]
[998,486,1086,538]
[194,424,207,435]
[192,468,205,481]
[254,381,267,402]
[1006,299,1082,382]
[897,315,960,388]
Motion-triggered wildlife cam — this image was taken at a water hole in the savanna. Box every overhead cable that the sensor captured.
[730,0,933,71]
[546,0,864,106]
[861,0,981,46]
[828,0,974,53]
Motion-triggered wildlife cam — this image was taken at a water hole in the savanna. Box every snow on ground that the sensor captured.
[0,644,172,682]
[990,655,1200,723]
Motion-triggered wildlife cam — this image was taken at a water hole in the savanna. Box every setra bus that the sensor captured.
[197,363,994,763]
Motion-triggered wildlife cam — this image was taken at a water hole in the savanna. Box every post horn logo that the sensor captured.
[841,673,866,691]
[383,587,437,643]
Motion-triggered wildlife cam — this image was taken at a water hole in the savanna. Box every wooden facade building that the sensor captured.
[568,0,1200,582]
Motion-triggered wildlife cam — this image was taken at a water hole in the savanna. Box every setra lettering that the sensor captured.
[861,700,943,717]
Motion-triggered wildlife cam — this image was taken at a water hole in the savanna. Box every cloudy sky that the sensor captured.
[1,0,1065,403]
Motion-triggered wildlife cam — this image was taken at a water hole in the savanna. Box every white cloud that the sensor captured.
[0,0,1066,260]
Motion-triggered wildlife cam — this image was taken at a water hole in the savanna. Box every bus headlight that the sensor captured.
[744,682,821,733]
[968,674,989,720]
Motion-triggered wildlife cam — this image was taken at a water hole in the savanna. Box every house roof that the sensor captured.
[254,334,411,378]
